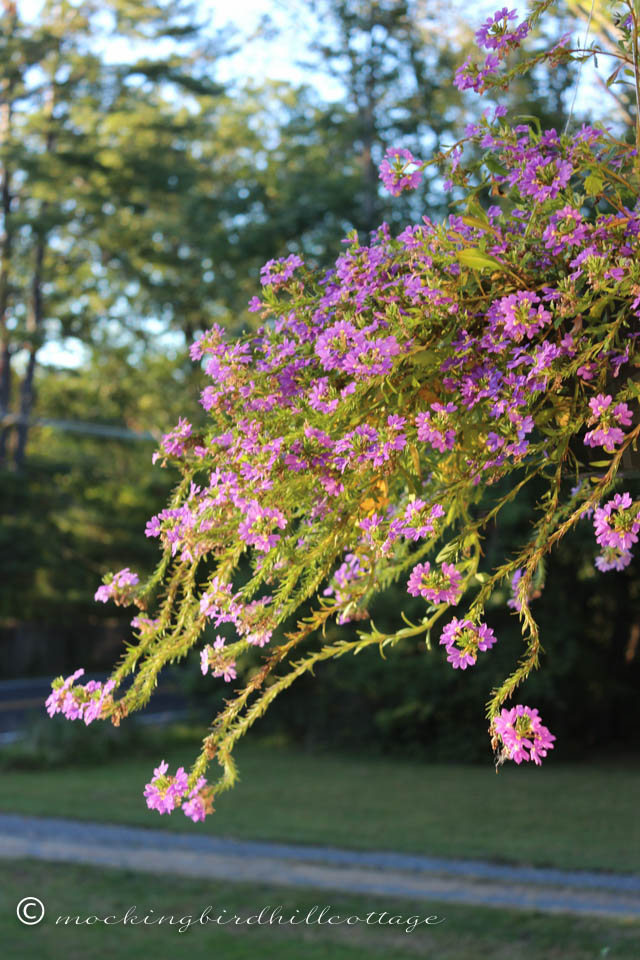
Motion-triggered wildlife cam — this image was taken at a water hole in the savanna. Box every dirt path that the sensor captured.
[1,813,638,919]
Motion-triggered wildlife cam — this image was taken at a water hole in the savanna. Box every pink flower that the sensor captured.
[440,617,497,669]
[182,778,212,823]
[593,492,639,551]
[584,394,633,454]
[45,668,85,717]
[378,148,423,196]
[94,567,139,604]
[238,500,287,553]
[595,547,633,572]
[415,403,457,452]
[493,705,555,765]
[407,561,462,605]
[200,648,209,675]
[143,761,189,815]
[45,670,115,725]
[260,254,303,289]
[201,637,237,681]
[402,501,445,541]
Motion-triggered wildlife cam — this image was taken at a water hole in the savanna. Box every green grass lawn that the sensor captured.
[2,732,639,874]
[3,859,639,960]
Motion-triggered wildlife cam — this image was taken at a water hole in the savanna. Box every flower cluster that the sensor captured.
[415,403,457,452]
[439,617,497,669]
[45,669,115,725]
[407,561,463,605]
[378,147,423,196]
[143,760,213,822]
[584,394,633,453]
[260,254,304,289]
[493,705,556,765]
[47,3,640,812]
[593,493,639,570]
[201,637,237,682]
[475,7,529,52]
[94,567,139,604]
[455,6,531,92]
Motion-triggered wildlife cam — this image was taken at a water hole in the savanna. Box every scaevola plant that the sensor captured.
[47,1,640,820]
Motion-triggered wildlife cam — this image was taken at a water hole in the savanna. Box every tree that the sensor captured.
[0,0,232,468]
[295,0,469,232]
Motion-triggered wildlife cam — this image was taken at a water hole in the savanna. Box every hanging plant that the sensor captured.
[46,0,640,821]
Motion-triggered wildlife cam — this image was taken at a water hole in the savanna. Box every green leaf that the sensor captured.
[465,197,489,224]
[436,541,458,563]
[589,295,612,319]
[461,216,492,233]
[584,174,604,196]
[412,350,433,365]
[627,378,640,398]
[484,155,508,176]
[455,249,503,272]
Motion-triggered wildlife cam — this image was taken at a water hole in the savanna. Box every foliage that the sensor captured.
[0,346,195,622]
[44,0,640,823]
[0,711,152,770]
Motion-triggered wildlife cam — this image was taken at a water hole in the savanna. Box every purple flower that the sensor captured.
[315,320,361,371]
[378,148,423,196]
[45,669,115,725]
[407,561,463,605]
[593,492,639,551]
[440,617,497,670]
[201,636,238,681]
[94,567,139,604]
[182,778,209,822]
[181,777,213,822]
[402,500,445,541]
[157,417,192,459]
[584,394,633,454]
[213,661,237,682]
[542,206,589,255]
[343,334,402,378]
[489,291,551,342]
[493,705,555,765]
[323,552,369,624]
[260,254,304,289]
[595,547,633,572]
[507,568,537,613]
[475,8,529,52]
[519,156,572,202]
[454,54,500,92]
[415,402,457,452]
[238,500,287,553]
[144,761,190,815]
[45,668,85,718]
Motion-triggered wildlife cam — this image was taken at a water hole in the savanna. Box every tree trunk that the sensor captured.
[13,66,55,469]
[13,235,44,469]
[359,6,379,234]
[0,6,15,466]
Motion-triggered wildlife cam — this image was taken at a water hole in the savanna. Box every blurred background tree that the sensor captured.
[1,0,637,760]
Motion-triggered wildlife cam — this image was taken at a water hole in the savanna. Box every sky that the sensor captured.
[17,0,344,97]
[15,0,504,96]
